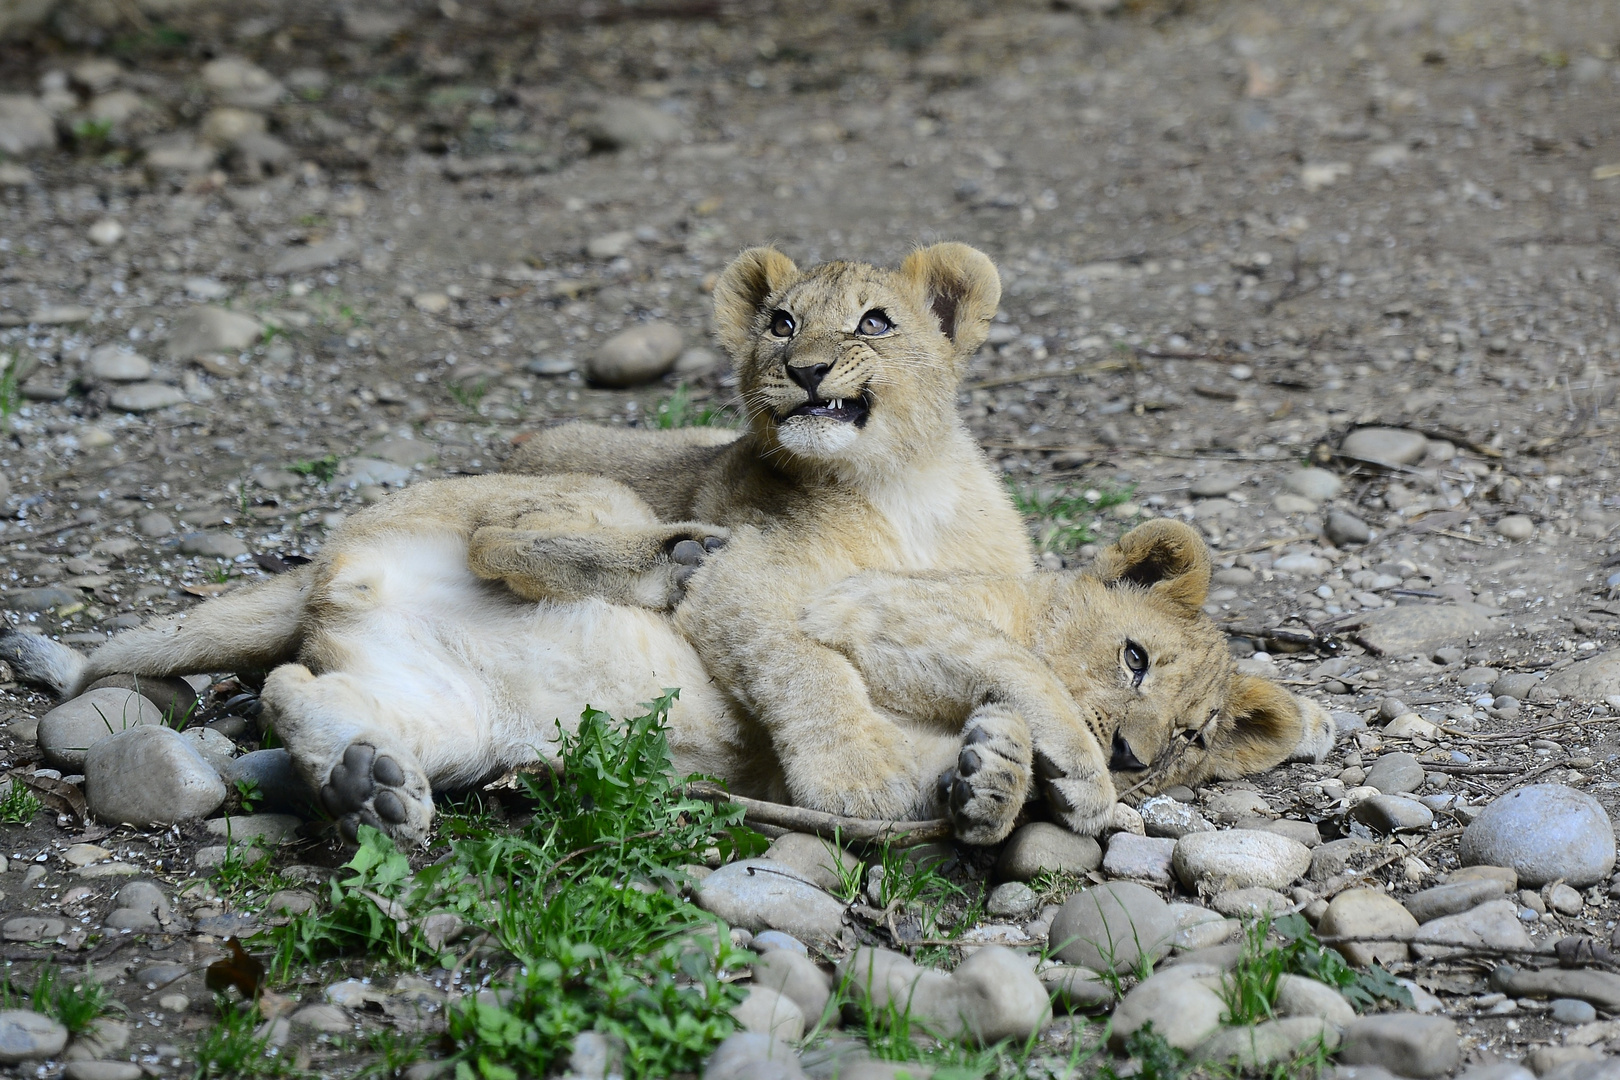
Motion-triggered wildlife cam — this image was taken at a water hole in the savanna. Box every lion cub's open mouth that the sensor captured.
[783,388,871,427]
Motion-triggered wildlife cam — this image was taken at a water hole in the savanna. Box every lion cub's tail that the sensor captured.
[1,566,314,698]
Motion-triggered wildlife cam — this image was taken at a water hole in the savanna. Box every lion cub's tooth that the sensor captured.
[832,398,843,410]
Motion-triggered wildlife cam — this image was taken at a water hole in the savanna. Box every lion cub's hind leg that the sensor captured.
[938,704,1033,845]
[468,521,728,610]
[262,664,435,846]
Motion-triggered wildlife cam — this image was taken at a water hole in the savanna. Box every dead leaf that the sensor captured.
[12,770,88,827]
[205,937,265,999]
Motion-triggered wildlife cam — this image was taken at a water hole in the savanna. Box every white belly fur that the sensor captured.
[307,530,742,788]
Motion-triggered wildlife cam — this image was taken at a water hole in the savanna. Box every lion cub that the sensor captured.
[506,243,1052,824]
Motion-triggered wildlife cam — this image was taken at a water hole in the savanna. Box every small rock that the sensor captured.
[201,57,284,109]
[39,688,165,771]
[695,859,846,947]
[1205,790,1271,822]
[1364,752,1424,794]
[1197,1016,1341,1070]
[2,587,79,612]
[1317,889,1416,967]
[1349,794,1434,833]
[1338,1014,1460,1078]
[332,458,412,488]
[1325,509,1372,547]
[326,980,388,1009]
[1446,864,1518,891]
[0,1009,69,1063]
[1048,882,1175,973]
[986,881,1038,919]
[995,822,1102,880]
[761,832,859,895]
[1353,603,1503,658]
[1274,553,1331,577]
[1139,795,1215,838]
[86,219,124,246]
[179,532,249,559]
[413,292,451,314]
[1496,515,1535,541]
[289,1004,351,1033]
[1552,998,1599,1024]
[1283,467,1342,502]
[839,946,1050,1045]
[1108,969,1226,1051]
[0,96,56,157]
[1191,473,1243,497]
[703,1032,807,1080]
[2,917,65,942]
[1537,650,1620,705]
[1549,882,1584,915]
[1458,784,1617,887]
[1212,887,1292,918]
[1383,713,1443,740]
[1172,830,1312,892]
[1402,879,1508,923]
[65,1062,144,1080]
[674,346,722,375]
[266,890,317,916]
[752,931,807,955]
[585,231,635,259]
[752,949,831,1021]
[269,239,357,277]
[104,908,160,932]
[137,512,175,537]
[204,814,300,846]
[1411,899,1533,959]
[1039,965,1114,1011]
[85,345,152,383]
[1274,973,1356,1026]
[732,986,804,1041]
[578,97,682,150]
[84,725,228,826]
[166,306,262,360]
[224,750,320,816]
[1342,428,1430,465]
[1175,917,1241,951]
[109,382,185,413]
[360,438,438,467]
[1493,965,1620,1011]
[587,322,684,387]
[114,880,171,921]
[1252,819,1323,849]
[1492,673,1541,700]
[1101,833,1177,885]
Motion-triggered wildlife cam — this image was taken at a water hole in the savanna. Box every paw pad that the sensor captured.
[319,742,424,843]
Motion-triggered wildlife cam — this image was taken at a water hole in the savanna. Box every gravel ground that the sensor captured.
[0,0,1618,1075]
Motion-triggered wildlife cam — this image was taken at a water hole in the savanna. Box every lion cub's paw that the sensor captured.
[319,741,434,846]
[1034,749,1115,837]
[938,706,1032,846]
[667,530,729,595]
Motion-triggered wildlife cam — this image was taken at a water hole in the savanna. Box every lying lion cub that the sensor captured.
[2,481,1328,847]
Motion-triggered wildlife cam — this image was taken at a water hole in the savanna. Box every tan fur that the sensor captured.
[507,244,1036,820]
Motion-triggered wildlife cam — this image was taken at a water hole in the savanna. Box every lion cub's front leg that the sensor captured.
[468,522,728,610]
[802,572,1116,840]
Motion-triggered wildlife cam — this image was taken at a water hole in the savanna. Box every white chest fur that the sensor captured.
[865,465,964,570]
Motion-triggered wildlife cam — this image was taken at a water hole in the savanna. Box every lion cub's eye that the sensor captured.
[769,310,796,337]
[1122,640,1149,686]
[856,309,892,336]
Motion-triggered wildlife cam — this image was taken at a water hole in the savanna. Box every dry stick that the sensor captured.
[1320,827,1464,898]
[681,781,952,845]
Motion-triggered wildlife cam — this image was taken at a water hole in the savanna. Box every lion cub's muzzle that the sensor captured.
[781,362,871,426]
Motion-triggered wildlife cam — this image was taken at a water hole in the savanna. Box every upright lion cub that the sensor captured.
[506,244,1062,823]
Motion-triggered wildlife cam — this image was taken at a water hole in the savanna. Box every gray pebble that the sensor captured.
[1551,998,1598,1024]
[1349,794,1435,833]
[1341,427,1430,465]
[1459,784,1618,887]
[1364,752,1424,795]
[0,1009,69,1064]
[1325,509,1371,547]
[986,881,1038,919]
[1282,467,1342,502]
[995,822,1101,881]
[84,725,227,826]
[588,322,683,388]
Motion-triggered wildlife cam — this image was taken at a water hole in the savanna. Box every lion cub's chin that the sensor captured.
[775,415,862,460]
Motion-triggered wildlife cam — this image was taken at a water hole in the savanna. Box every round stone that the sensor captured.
[109,382,185,412]
[84,725,228,826]
[587,322,683,387]
[1458,784,1617,887]
[1552,998,1598,1025]
[1282,467,1342,502]
[1324,509,1371,547]
[1172,830,1312,892]
[1341,427,1430,465]
[0,1010,68,1063]
[85,345,152,382]
[1318,889,1417,967]
[1496,515,1535,541]
[1048,881,1175,973]
[995,822,1102,881]
[38,687,166,771]
[1190,473,1243,498]
[986,881,1038,919]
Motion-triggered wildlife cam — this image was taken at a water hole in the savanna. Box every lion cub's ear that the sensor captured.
[1199,674,1309,780]
[1089,519,1212,613]
[898,243,1001,359]
[713,247,800,359]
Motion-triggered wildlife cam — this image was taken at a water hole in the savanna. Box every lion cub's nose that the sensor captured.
[786,362,831,396]
[1110,731,1148,772]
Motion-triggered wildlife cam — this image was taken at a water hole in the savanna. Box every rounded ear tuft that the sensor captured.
[898,243,1001,357]
[1088,519,1211,612]
[713,247,799,359]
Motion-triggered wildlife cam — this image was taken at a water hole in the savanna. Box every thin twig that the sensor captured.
[681,781,951,845]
